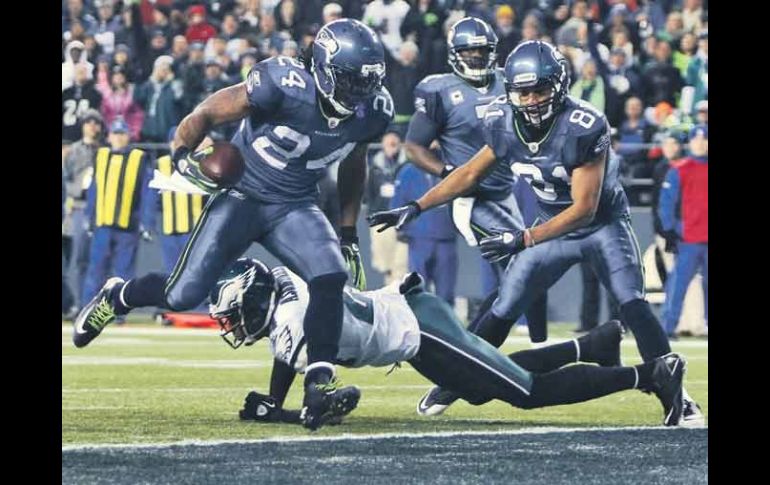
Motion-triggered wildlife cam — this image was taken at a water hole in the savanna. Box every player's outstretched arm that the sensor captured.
[405,141,452,178]
[338,143,369,289]
[367,145,495,232]
[530,151,605,243]
[239,359,302,424]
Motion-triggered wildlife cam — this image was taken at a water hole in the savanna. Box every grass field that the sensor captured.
[62,320,708,484]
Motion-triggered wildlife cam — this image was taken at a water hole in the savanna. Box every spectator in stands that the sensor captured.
[682,0,705,33]
[673,32,697,79]
[658,10,685,45]
[391,156,458,306]
[521,13,542,42]
[256,14,290,58]
[366,131,409,286]
[63,64,103,143]
[322,2,344,25]
[493,5,521,66]
[63,40,94,91]
[112,44,142,84]
[90,0,122,56]
[238,48,260,82]
[570,58,605,112]
[182,43,206,114]
[601,48,642,128]
[618,96,654,176]
[97,65,144,142]
[400,0,446,70]
[685,33,707,112]
[363,0,411,59]
[63,109,104,318]
[134,55,183,142]
[659,125,708,339]
[642,39,683,107]
[185,4,217,45]
[63,0,97,40]
[171,35,190,74]
[635,0,667,39]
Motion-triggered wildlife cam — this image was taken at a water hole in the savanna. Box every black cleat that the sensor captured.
[641,353,686,426]
[300,378,360,431]
[416,386,460,416]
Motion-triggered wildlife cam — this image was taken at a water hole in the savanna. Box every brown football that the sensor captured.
[199,141,245,187]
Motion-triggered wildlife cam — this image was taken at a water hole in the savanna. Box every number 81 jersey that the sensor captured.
[482,96,629,233]
[231,56,393,203]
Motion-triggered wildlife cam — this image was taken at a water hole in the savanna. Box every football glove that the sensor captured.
[367,201,422,232]
[340,226,366,290]
[239,391,303,424]
[479,230,526,263]
[173,146,219,193]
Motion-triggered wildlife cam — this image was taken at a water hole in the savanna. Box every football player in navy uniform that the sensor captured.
[403,17,548,344]
[73,19,394,431]
[369,41,703,426]
[210,258,686,429]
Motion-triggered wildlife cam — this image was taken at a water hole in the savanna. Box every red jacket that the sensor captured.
[659,156,708,243]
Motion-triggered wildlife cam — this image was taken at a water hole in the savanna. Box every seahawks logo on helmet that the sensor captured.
[315,28,340,60]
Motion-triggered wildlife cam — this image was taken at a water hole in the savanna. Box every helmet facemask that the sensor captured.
[506,80,561,127]
[210,263,278,349]
[450,45,497,83]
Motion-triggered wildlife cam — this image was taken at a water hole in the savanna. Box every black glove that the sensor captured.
[479,230,526,263]
[367,201,422,232]
[239,391,282,422]
[662,230,680,254]
[340,226,366,290]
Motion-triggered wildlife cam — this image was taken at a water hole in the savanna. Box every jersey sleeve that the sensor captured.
[569,110,611,173]
[245,60,285,115]
[481,113,511,161]
[406,81,445,146]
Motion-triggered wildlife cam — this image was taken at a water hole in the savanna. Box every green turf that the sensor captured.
[62,322,707,445]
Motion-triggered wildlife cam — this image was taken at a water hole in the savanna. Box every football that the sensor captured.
[199,141,245,187]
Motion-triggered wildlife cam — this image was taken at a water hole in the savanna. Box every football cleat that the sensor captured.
[416,386,460,417]
[72,277,124,348]
[640,353,686,426]
[300,378,361,431]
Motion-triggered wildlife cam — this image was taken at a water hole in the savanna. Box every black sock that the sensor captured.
[111,273,170,314]
[621,299,671,361]
[508,340,577,373]
[525,293,548,343]
[469,310,514,348]
[634,360,657,390]
[523,365,637,409]
[303,272,347,364]
[304,365,333,387]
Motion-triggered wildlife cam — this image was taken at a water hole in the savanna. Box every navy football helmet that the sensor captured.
[447,17,498,84]
[503,40,570,127]
[311,18,386,116]
[209,258,277,349]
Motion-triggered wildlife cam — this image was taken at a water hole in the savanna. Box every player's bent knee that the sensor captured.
[165,283,207,311]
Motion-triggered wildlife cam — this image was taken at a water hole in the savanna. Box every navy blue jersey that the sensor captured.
[231,56,393,203]
[483,96,629,234]
[407,70,513,199]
